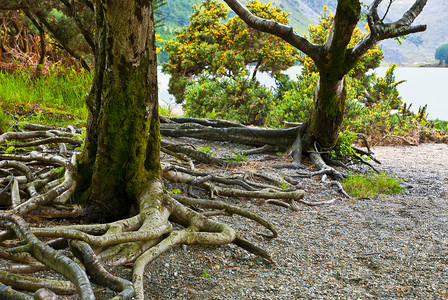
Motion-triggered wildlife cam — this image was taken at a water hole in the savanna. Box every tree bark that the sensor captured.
[77,0,160,221]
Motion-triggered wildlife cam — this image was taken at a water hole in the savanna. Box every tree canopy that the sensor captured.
[435,43,448,65]
[162,0,299,103]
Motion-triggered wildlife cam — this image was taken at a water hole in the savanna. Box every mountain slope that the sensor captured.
[158,0,447,65]
[379,0,448,64]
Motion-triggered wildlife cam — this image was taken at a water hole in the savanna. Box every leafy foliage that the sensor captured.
[184,73,272,125]
[162,0,299,104]
[300,7,383,78]
[266,72,318,126]
[265,9,431,139]
[226,151,248,163]
[330,130,357,160]
[0,1,94,71]
[0,0,167,69]
[267,8,383,128]
[201,270,212,278]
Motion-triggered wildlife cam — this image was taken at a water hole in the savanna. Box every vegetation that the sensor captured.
[0,0,168,71]
[174,6,442,145]
[0,66,91,130]
[0,1,300,299]
[267,7,385,129]
[342,172,405,198]
[330,130,357,160]
[226,151,248,162]
[435,43,448,65]
[0,1,94,71]
[163,0,298,107]
[223,0,427,168]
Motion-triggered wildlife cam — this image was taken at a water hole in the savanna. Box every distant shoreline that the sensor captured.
[417,63,448,68]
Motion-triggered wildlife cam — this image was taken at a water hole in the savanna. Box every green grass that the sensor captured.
[342,172,405,198]
[0,67,92,130]
[0,67,180,133]
[198,145,213,154]
[226,151,248,163]
[159,103,183,117]
[278,174,290,190]
[0,109,9,133]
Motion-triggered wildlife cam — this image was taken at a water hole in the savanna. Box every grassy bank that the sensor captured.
[0,67,91,132]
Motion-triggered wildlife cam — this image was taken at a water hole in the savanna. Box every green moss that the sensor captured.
[75,54,161,218]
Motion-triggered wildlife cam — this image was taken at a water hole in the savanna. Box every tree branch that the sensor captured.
[221,0,320,62]
[349,0,427,67]
[60,0,95,53]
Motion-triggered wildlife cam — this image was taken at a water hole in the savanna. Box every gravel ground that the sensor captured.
[135,143,448,299]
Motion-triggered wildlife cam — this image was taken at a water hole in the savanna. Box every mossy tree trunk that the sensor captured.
[306,0,361,149]
[77,0,160,221]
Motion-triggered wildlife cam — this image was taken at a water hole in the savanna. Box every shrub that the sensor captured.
[184,73,272,125]
[266,72,317,127]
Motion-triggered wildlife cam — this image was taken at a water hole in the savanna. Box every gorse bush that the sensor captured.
[184,73,272,125]
[177,5,413,134]
[163,0,298,103]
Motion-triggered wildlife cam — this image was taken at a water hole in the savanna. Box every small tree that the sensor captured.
[223,0,427,154]
[435,43,448,65]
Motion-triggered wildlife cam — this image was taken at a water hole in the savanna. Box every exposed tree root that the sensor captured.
[161,118,301,147]
[1,123,301,299]
[0,120,381,298]
[162,139,243,168]
[171,194,277,238]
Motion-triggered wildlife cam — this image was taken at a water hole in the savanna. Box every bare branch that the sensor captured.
[221,0,320,61]
[350,0,427,66]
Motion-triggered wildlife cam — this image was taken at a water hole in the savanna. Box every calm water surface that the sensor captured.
[158,66,448,121]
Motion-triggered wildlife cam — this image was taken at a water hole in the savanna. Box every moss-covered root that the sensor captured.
[133,195,238,300]
[172,194,278,238]
[0,212,95,300]
[0,152,78,215]
[70,240,134,299]
[0,270,75,295]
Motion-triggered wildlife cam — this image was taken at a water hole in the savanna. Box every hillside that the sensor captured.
[379,0,448,64]
[157,0,447,65]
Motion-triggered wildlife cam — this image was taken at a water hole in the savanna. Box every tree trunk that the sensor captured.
[305,0,360,150]
[77,0,160,221]
[307,75,346,150]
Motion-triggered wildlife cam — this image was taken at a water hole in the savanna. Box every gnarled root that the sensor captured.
[0,123,283,299]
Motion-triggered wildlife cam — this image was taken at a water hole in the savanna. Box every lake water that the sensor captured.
[158,66,448,121]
